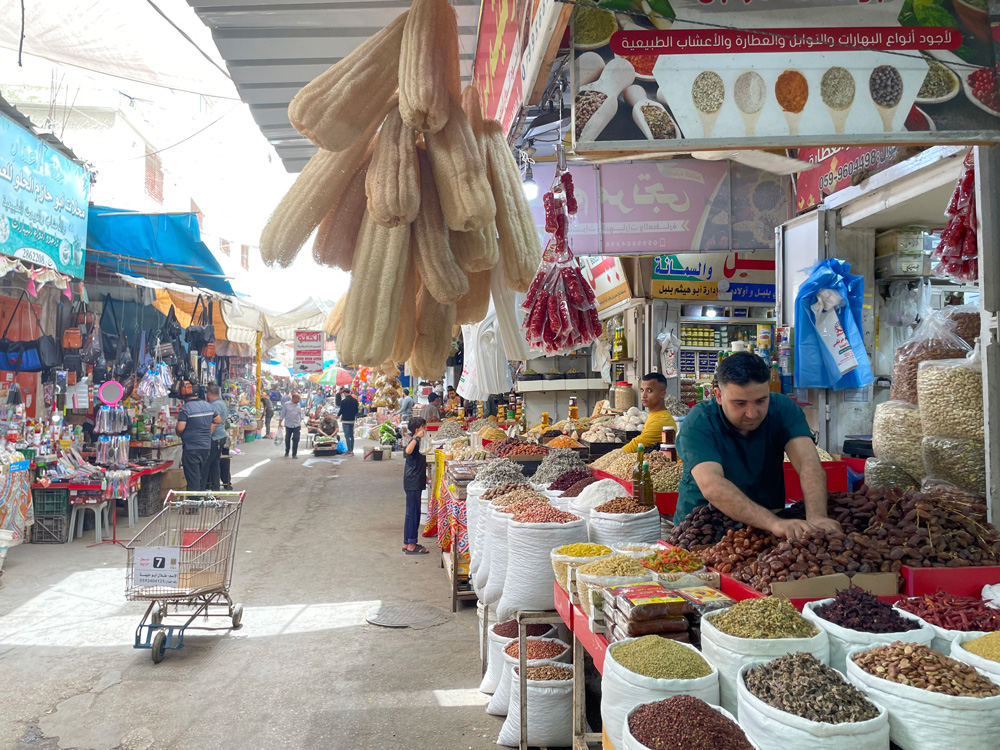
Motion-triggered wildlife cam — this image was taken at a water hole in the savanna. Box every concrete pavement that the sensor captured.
[0,437,502,749]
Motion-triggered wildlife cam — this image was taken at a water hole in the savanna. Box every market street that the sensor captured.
[0,439,499,750]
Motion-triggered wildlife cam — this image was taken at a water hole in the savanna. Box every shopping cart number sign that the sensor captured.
[134,546,181,587]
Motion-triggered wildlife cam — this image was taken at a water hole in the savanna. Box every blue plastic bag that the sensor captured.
[336,440,347,454]
[794,259,873,390]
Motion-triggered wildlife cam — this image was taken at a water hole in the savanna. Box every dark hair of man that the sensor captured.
[408,417,427,434]
[641,372,667,388]
[403,388,410,396]
[716,351,771,387]
[428,393,439,403]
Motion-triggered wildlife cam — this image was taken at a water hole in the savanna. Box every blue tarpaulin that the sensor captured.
[86,205,236,296]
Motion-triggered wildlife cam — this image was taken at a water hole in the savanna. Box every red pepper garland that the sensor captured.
[522,170,602,354]
[933,151,978,283]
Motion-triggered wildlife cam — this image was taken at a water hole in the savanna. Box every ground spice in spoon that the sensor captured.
[776,70,808,113]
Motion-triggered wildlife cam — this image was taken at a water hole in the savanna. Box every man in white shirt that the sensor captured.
[279,392,304,458]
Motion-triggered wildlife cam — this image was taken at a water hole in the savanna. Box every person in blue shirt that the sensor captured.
[402,417,429,554]
[176,384,221,492]
[675,352,841,541]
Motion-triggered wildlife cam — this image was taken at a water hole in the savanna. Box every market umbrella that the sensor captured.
[318,366,353,386]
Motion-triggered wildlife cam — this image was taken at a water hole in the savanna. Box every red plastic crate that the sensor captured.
[715,571,903,611]
[784,461,849,501]
[899,565,1000,597]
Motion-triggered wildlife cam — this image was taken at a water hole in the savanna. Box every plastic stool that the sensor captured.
[69,502,110,544]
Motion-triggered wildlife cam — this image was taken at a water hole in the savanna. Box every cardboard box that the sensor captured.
[874,253,932,279]
[160,469,186,495]
[769,572,898,599]
[875,228,941,256]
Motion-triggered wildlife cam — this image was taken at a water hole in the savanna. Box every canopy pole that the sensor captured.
[255,331,262,412]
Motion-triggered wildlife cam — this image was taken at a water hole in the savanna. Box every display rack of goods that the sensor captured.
[371,368,402,410]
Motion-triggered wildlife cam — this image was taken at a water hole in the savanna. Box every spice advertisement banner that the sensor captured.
[579,255,631,310]
[571,0,1000,152]
[651,251,776,301]
[0,112,90,278]
[527,159,789,257]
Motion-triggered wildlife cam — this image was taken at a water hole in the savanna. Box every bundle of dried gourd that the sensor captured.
[263,0,543,372]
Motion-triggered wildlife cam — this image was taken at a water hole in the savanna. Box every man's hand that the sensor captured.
[808,516,843,534]
[770,518,815,541]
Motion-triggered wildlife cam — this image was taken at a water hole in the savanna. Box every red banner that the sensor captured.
[471,0,524,135]
[795,146,899,212]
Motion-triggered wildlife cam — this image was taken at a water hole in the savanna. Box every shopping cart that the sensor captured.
[125,490,245,662]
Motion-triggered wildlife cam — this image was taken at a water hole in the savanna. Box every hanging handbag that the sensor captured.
[100,294,122,360]
[114,330,134,379]
[0,291,59,371]
[92,352,110,384]
[61,300,87,349]
[185,295,216,352]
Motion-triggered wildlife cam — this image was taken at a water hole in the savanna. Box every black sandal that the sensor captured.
[403,544,430,555]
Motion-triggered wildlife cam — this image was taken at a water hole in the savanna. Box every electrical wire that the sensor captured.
[552,0,993,72]
[143,0,233,81]
[94,105,239,163]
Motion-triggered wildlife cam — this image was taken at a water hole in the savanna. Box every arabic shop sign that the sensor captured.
[795,146,900,211]
[651,251,776,301]
[527,158,789,257]
[572,0,1000,153]
[580,255,631,310]
[0,113,89,278]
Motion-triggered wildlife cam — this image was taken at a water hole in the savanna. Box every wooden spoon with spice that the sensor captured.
[624,85,679,141]
[576,58,637,143]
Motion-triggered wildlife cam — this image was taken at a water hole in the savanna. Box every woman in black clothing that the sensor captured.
[402,417,429,554]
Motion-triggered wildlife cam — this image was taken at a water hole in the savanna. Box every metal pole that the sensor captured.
[255,331,262,411]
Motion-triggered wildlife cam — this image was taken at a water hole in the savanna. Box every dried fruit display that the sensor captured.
[933,151,979,283]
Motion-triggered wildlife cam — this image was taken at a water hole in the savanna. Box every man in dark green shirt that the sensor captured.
[675,352,841,541]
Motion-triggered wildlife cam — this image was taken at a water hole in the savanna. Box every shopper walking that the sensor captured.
[338,388,360,455]
[398,388,414,423]
[176,382,221,491]
[402,416,429,554]
[261,394,274,438]
[206,384,229,491]
[279,392,304,458]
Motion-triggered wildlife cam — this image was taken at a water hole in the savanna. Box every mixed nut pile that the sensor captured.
[852,642,1000,698]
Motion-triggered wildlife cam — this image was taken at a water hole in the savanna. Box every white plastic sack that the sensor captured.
[602,637,720,750]
[496,518,588,621]
[473,496,496,592]
[845,645,1000,750]
[622,702,759,750]
[802,599,935,673]
[892,604,991,654]
[486,637,570,716]
[467,485,485,579]
[588,507,660,548]
[951,634,1000,686]
[496,659,573,747]
[700,609,830,717]
[567,499,593,522]
[478,622,556,695]
[736,662,889,750]
[483,508,514,605]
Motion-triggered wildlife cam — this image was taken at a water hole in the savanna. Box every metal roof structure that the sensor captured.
[186,0,481,173]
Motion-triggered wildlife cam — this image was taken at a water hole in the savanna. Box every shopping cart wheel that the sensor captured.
[151,603,163,626]
[151,630,167,663]
[231,603,244,630]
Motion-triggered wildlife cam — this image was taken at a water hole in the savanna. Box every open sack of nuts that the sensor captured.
[478,620,556,695]
[486,637,570,717]
[497,661,574,748]
[261,0,543,374]
[845,642,1000,750]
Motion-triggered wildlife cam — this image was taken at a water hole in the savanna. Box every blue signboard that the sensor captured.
[0,112,90,278]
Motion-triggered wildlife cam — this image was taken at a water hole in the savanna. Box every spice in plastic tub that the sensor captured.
[549,543,611,591]
[627,695,754,750]
[610,635,711,679]
[575,555,650,618]
[707,597,818,639]
[640,546,704,574]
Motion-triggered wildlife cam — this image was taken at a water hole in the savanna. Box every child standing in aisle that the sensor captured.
[402,417,430,554]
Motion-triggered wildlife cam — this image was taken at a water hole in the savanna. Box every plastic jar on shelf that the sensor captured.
[614,382,635,412]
